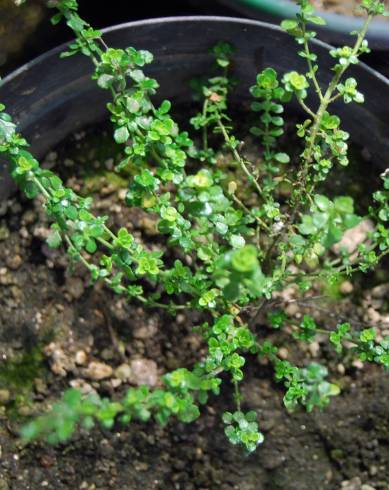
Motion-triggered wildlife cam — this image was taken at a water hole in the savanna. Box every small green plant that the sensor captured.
[0,0,388,452]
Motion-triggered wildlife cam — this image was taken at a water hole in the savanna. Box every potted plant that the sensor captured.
[0,0,388,487]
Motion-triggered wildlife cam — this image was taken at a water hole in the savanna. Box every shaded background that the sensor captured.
[1,0,388,78]
[0,0,232,75]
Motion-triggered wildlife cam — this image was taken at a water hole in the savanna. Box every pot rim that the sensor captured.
[2,15,389,89]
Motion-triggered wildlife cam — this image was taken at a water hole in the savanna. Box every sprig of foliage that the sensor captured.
[223,410,264,453]
[0,0,388,452]
[250,67,291,178]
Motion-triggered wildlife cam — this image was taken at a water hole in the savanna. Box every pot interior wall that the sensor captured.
[0,17,388,199]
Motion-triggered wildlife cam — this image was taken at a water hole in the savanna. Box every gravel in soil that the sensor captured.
[0,126,388,490]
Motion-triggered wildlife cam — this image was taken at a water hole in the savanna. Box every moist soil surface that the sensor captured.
[0,126,389,490]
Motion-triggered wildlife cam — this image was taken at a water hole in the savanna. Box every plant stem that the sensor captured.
[202,99,209,152]
[302,25,323,101]
[232,193,269,231]
[264,14,374,266]
[233,381,241,411]
[301,13,373,178]
[217,118,264,200]
[296,94,316,118]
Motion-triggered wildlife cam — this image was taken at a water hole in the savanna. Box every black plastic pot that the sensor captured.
[217,0,389,50]
[0,16,388,199]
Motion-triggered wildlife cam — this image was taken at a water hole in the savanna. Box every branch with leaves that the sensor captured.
[0,0,388,453]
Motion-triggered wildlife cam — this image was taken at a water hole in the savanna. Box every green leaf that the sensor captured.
[268,310,287,329]
[114,126,129,144]
[158,100,171,114]
[334,196,353,214]
[222,411,233,424]
[85,238,97,254]
[314,194,331,212]
[285,71,309,91]
[0,117,16,143]
[161,206,178,222]
[230,234,246,249]
[126,98,140,113]
[47,230,62,248]
[307,15,327,25]
[274,152,290,164]
[23,181,39,199]
[281,19,299,31]
[231,245,259,272]
[321,112,340,130]
[299,215,317,235]
[257,67,279,90]
[97,74,114,89]
[360,328,376,343]
[117,227,133,247]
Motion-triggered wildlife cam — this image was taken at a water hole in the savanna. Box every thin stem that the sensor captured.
[232,193,269,231]
[302,25,323,101]
[97,236,114,250]
[328,93,343,104]
[103,225,117,242]
[233,381,241,411]
[202,99,209,152]
[296,94,316,118]
[136,295,190,311]
[217,118,264,200]
[31,175,51,199]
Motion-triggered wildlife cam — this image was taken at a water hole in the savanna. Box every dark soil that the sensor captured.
[311,0,389,19]
[0,126,389,490]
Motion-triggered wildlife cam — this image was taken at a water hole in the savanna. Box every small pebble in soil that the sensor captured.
[21,210,36,225]
[285,302,299,317]
[0,389,10,404]
[340,280,354,295]
[369,465,378,477]
[176,314,185,325]
[65,276,85,300]
[114,363,131,381]
[133,321,158,340]
[366,307,381,325]
[129,358,158,387]
[6,254,22,270]
[110,378,122,388]
[75,350,87,366]
[371,283,389,299]
[34,378,47,394]
[69,378,95,395]
[333,219,374,256]
[337,363,346,375]
[17,404,33,416]
[0,201,7,217]
[45,344,72,377]
[352,359,364,370]
[0,478,10,490]
[308,341,320,357]
[278,347,288,360]
[101,348,115,361]
[84,361,113,381]
[33,225,50,240]
[118,189,126,201]
[139,217,158,236]
[0,225,10,241]
[341,477,362,490]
